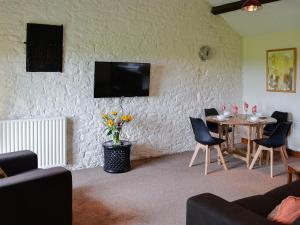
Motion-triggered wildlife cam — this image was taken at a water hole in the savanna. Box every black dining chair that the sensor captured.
[189,117,228,175]
[249,122,292,178]
[204,108,232,146]
[204,108,233,134]
[204,108,220,134]
[263,111,288,136]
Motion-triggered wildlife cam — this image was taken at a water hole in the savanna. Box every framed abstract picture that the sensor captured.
[266,48,297,93]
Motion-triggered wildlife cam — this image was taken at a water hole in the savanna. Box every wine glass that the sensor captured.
[221,104,226,115]
[244,102,249,119]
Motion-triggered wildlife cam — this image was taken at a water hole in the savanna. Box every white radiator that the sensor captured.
[289,121,300,152]
[0,117,66,168]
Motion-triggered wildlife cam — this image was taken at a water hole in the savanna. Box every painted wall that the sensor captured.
[0,0,242,168]
[243,30,300,151]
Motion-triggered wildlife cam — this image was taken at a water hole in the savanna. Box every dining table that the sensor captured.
[206,114,277,168]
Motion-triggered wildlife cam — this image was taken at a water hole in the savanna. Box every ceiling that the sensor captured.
[206,0,300,36]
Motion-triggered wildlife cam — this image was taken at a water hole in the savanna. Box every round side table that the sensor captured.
[102,140,132,173]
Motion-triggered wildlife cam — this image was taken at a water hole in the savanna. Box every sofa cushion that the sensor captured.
[233,195,280,217]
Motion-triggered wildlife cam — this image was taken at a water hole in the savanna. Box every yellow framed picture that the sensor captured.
[266,48,297,93]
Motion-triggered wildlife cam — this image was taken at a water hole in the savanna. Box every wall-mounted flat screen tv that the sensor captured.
[94,61,150,98]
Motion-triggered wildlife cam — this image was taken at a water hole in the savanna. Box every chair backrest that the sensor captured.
[268,122,292,146]
[204,108,219,117]
[189,117,214,144]
[264,111,289,134]
[272,111,289,123]
[204,108,219,133]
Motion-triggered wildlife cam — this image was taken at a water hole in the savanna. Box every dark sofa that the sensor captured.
[187,181,300,225]
[0,150,72,225]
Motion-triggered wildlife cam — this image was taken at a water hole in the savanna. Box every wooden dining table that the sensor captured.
[206,114,277,168]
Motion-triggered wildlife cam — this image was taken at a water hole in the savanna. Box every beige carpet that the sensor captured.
[72,151,300,225]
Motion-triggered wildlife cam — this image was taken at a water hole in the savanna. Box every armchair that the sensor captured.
[0,150,72,225]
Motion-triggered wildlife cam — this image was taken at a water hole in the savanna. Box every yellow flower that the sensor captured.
[121,114,133,122]
[107,119,114,127]
[121,115,128,122]
[127,114,133,121]
[112,111,118,116]
[102,114,108,119]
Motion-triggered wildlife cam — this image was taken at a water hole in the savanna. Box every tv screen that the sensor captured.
[94,61,150,98]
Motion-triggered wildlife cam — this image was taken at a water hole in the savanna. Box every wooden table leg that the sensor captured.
[218,124,223,139]
[225,125,229,149]
[246,126,252,168]
[231,125,235,149]
[217,125,224,164]
[253,126,258,155]
[258,125,264,165]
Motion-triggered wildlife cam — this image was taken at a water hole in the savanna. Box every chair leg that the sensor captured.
[279,147,288,170]
[216,145,228,171]
[232,125,235,147]
[208,147,211,164]
[205,146,209,175]
[283,146,289,159]
[270,148,274,178]
[266,151,270,166]
[246,126,252,168]
[217,155,221,165]
[225,125,230,149]
[249,146,263,170]
[259,151,263,166]
[189,143,201,167]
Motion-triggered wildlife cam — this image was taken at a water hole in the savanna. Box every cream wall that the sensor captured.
[0,0,242,168]
[243,30,300,151]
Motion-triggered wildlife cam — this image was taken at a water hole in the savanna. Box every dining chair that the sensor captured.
[263,111,288,136]
[204,108,232,146]
[249,122,292,178]
[204,108,220,134]
[189,117,228,175]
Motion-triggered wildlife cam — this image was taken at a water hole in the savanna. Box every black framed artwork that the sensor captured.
[26,23,63,72]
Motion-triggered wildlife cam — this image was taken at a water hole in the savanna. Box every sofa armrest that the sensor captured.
[0,150,38,176]
[265,180,300,202]
[187,193,276,225]
[0,167,72,225]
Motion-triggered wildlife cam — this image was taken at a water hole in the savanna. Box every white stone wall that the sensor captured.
[0,0,242,169]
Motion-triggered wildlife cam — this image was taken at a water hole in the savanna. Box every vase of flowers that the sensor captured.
[102,111,133,145]
[101,111,133,173]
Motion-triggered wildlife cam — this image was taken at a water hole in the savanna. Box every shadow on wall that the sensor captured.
[131,143,164,160]
[73,187,139,225]
[130,153,172,170]
[149,64,164,97]
[67,118,74,165]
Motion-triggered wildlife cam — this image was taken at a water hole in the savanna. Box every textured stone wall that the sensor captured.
[0,0,242,169]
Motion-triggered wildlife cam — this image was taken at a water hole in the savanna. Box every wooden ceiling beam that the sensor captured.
[211,0,281,15]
